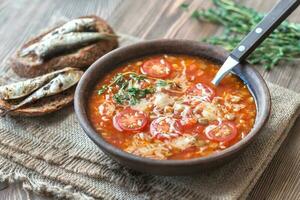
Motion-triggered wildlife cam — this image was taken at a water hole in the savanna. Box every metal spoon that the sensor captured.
[212,0,300,85]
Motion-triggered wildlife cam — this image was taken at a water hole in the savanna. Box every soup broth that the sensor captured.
[88,54,256,160]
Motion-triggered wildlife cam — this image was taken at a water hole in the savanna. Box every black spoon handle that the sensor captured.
[230,0,300,61]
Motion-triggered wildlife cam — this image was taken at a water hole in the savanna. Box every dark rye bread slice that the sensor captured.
[10,15,118,78]
[0,87,75,117]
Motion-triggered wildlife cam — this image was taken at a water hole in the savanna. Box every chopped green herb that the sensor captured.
[129,73,146,81]
[113,93,125,105]
[98,85,108,95]
[113,87,155,105]
[97,72,132,95]
[112,73,125,86]
[98,71,156,105]
[156,79,180,89]
[156,80,168,87]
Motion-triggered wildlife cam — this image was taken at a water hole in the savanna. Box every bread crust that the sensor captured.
[10,15,118,78]
[0,87,75,117]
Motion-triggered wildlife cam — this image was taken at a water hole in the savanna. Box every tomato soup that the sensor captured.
[87,55,256,160]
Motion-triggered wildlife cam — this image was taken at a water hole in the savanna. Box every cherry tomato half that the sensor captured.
[179,117,198,129]
[204,121,238,143]
[187,83,215,101]
[141,58,172,78]
[113,108,148,132]
[189,124,207,140]
[150,117,182,140]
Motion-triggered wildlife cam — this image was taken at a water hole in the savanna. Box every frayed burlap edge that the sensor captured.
[0,158,95,200]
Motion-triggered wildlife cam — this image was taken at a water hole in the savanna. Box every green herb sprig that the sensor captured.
[156,80,170,87]
[182,0,300,69]
[98,72,138,95]
[98,71,180,105]
[98,72,155,105]
[113,87,154,105]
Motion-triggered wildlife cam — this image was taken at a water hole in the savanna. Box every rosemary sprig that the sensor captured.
[182,0,300,69]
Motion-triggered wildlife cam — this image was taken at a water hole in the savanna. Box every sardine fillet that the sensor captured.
[11,15,118,78]
[0,87,75,117]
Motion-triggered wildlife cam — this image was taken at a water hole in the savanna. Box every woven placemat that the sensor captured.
[0,36,300,200]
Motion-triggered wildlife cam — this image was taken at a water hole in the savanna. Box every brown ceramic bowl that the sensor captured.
[74,39,271,175]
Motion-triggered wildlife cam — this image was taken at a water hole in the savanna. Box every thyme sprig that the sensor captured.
[182,0,300,69]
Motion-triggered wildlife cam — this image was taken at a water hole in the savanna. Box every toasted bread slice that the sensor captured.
[0,87,75,117]
[10,15,118,78]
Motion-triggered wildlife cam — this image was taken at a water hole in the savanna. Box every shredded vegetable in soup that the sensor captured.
[88,55,256,160]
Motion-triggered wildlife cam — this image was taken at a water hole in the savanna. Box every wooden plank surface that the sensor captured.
[0,0,299,199]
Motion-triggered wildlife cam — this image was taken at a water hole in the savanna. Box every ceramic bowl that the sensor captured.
[74,39,271,175]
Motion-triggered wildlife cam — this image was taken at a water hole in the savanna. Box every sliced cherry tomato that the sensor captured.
[175,108,197,129]
[187,83,215,101]
[113,108,148,132]
[194,124,205,134]
[141,58,172,78]
[204,121,238,142]
[179,117,198,129]
[191,124,207,140]
[150,117,182,140]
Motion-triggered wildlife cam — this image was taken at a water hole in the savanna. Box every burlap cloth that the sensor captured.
[0,36,300,200]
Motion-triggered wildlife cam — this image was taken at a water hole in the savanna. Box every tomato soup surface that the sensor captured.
[88,55,256,160]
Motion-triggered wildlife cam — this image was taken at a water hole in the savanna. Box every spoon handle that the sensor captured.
[230,0,300,61]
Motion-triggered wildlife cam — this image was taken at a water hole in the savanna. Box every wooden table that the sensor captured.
[0,0,299,199]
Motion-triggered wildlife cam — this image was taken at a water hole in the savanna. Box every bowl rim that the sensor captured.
[74,39,271,167]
